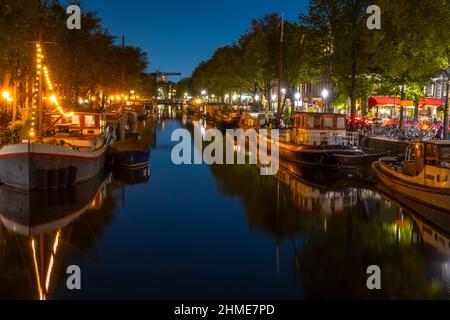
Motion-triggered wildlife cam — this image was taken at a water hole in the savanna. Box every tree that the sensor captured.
[367,0,449,127]
[300,0,372,121]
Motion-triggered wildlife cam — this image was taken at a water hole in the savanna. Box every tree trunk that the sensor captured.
[361,97,367,116]
[252,83,258,111]
[12,80,18,121]
[414,99,419,122]
[350,62,357,120]
[444,70,449,139]
[399,86,406,128]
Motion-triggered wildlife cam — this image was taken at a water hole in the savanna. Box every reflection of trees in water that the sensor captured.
[210,163,320,238]
[0,181,118,300]
[209,161,444,299]
[138,118,157,148]
[297,207,443,299]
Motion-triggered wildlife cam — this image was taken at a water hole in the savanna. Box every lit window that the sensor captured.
[85,115,95,127]
[51,115,61,124]
[71,115,80,125]
[323,117,333,128]
[337,118,346,129]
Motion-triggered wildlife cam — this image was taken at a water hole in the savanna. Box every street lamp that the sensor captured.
[321,89,329,112]
[294,92,301,110]
[281,88,287,95]
[2,91,10,100]
[201,90,207,96]
[254,94,260,102]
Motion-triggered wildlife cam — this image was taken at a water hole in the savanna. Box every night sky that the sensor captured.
[84,0,308,79]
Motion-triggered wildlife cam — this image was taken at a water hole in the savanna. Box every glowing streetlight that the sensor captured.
[321,89,329,112]
[281,88,287,95]
[201,90,207,96]
[2,91,10,100]
[50,94,57,104]
[254,94,260,102]
[295,92,301,100]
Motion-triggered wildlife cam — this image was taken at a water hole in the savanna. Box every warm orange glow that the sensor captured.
[31,239,46,300]
[2,91,10,99]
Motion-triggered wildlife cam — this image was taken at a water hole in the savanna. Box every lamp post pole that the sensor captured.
[444,69,449,139]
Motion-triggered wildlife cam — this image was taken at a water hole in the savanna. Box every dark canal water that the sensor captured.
[0,116,449,300]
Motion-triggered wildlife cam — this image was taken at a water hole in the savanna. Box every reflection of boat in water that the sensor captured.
[0,171,112,236]
[276,159,368,216]
[373,141,450,213]
[113,165,151,185]
[0,172,113,300]
[376,183,450,255]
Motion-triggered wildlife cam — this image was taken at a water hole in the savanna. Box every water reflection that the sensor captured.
[0,117,448,299]
[205,130,450,299]
[0,172,115,299]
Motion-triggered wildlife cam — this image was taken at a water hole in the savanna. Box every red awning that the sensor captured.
[368,96,402,109]
[419,98,444,108]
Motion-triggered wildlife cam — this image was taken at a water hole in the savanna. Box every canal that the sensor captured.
[0,116,449,299]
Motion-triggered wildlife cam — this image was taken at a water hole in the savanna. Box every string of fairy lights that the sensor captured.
[31,43,73,138]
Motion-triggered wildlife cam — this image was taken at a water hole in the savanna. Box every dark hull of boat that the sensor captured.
[278,145,357,167]
[216,119,241,129]
[372,161,450,213]
[113,151,150,168]
[334,151,390,165]
[0,143,107,190]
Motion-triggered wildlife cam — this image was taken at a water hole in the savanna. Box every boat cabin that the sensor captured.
[292,113,347,131]
[401,141,450,186]
[290,113,356,146]
[45,112,105,136]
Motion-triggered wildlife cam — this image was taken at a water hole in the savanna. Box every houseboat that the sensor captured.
[0,111,113,190]
[111,136,150,168]
[260,113,360,167]
[372,141,450,212]
[214,108,242,129]
[239,112,270,130]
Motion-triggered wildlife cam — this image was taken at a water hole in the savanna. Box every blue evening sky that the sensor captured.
[83,0,308,79]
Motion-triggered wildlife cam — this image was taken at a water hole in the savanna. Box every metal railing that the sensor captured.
[286,130,359,146]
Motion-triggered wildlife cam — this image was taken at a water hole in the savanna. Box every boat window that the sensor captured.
[51,115,61,124]
[85,115,96,127]
[71,115,80,125]
[323,117,333,128]
[314,116,320,128]
[336,118,345,129]
[308,116,315,128]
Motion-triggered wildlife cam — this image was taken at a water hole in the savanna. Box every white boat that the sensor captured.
[372,141,450,212]
[0,112,112,190]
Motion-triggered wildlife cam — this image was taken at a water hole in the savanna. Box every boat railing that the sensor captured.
[289,130,359,146]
